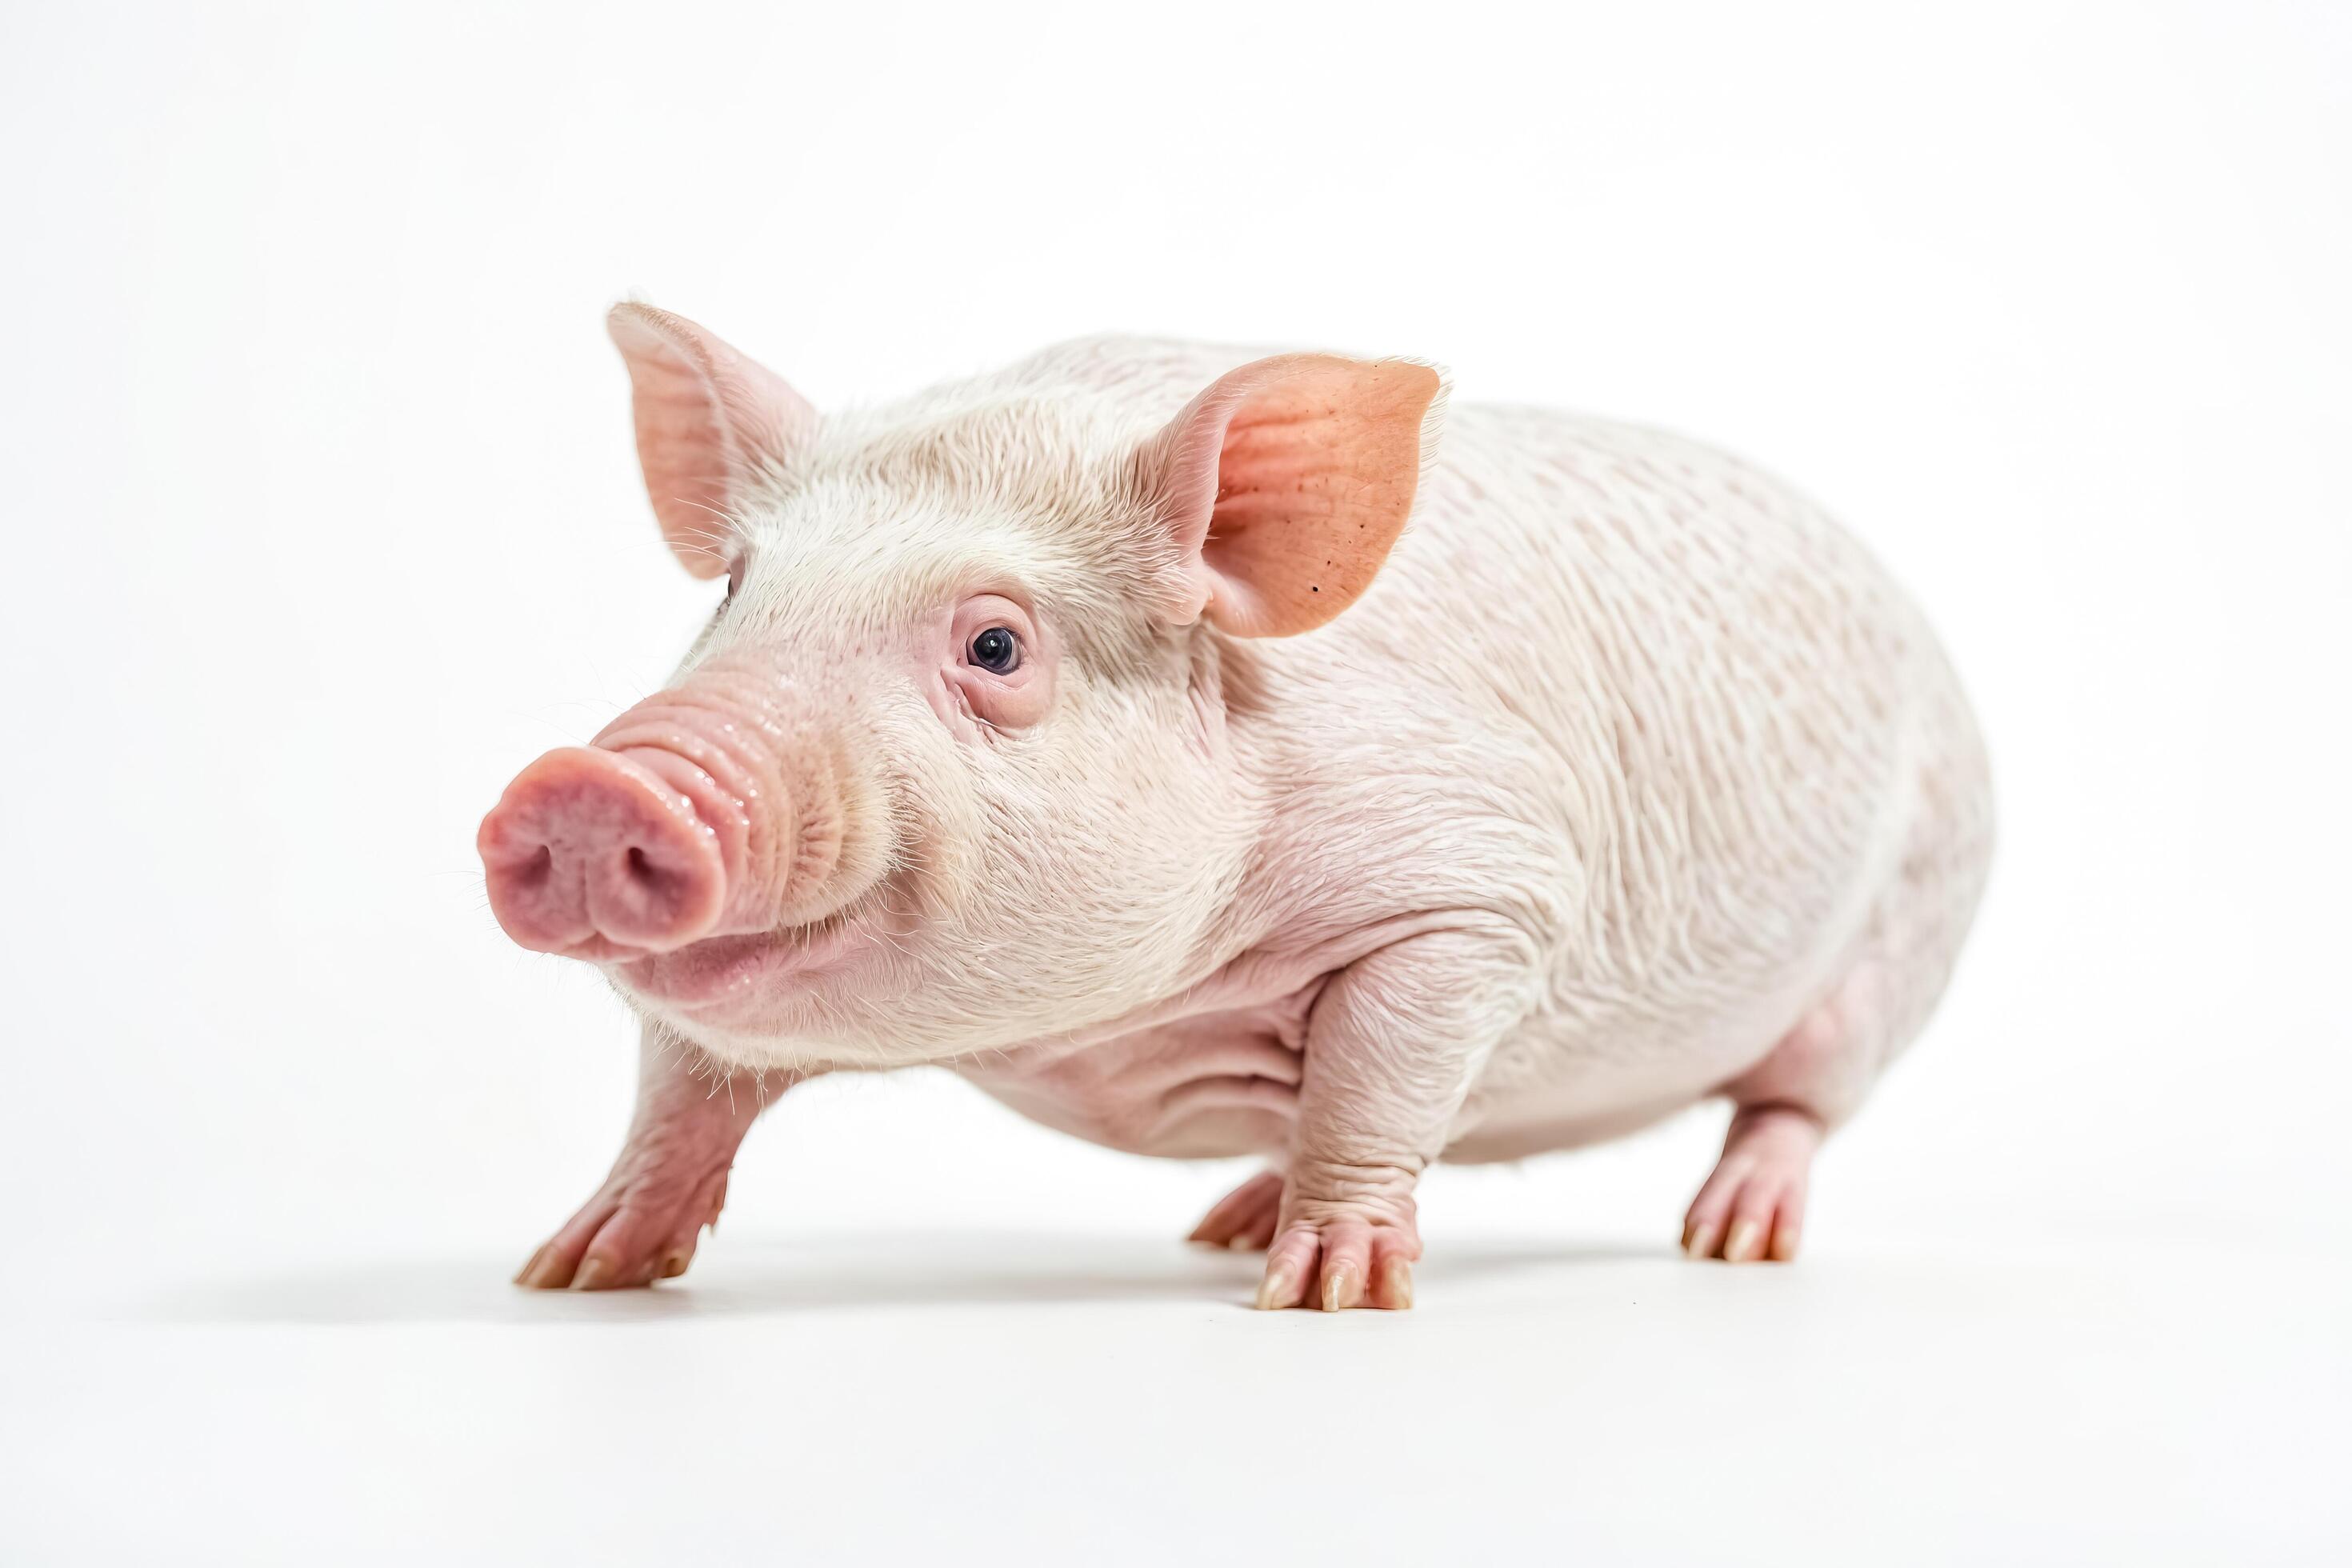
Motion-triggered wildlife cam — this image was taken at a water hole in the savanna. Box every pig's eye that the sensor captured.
[724,556,746,604]
[967,626,1021,675]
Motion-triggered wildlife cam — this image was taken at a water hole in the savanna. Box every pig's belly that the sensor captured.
[956,984,1796,1166]
[953,999,1314,1161]
[1438,1009,1791,1162]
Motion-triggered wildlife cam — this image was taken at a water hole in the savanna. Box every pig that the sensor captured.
[483,303,1994,1310]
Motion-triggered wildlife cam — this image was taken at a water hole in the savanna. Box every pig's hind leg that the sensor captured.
[1678,973,1885,1264]
[515,1023,791,1290]
[1686,682,1995,1264]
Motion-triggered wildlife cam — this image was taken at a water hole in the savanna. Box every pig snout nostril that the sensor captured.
[514,844,555,890]
[613,844,687,919]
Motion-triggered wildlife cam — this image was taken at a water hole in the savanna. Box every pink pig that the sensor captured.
[483,304,1993,1310]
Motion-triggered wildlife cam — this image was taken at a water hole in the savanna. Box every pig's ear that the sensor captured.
[1142,352,1447,637]
[607,303,814,579]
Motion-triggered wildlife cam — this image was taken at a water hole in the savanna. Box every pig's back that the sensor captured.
[1314,399,1991,1118]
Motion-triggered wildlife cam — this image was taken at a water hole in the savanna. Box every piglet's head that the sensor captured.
[478,306,1445,1069]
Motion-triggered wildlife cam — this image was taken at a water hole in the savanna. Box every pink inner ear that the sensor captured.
[1153,354,1442,637]
[608,305,813,579]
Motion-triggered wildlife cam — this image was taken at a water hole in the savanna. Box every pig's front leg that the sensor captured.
[1258,926,1532,1312]
[514,1023,798,1290]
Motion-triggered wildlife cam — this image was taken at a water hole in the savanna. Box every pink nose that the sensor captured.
[478,746,727,958]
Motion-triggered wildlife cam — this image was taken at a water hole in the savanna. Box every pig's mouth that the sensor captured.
[610,886,902,1012]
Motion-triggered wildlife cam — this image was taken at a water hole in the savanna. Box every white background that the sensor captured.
[3,2,2347,1562]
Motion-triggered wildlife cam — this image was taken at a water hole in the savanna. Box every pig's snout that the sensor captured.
[478,746,729,958]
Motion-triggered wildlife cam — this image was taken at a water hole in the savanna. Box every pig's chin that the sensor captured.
[610,891,896,1020]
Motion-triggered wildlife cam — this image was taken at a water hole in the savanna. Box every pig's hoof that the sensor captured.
[1682,1104,1823,1263]
[1254,1213,1418,1311]
[514,1166,731,1291]
[1187,1169,1284,1251]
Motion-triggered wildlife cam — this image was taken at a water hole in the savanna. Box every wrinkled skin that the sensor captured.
[484,307,1994,1309]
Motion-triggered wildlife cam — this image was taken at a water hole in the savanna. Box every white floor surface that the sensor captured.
[10,1207,2345,1564]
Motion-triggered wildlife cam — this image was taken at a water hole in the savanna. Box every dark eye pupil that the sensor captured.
[970,626,1018,673]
